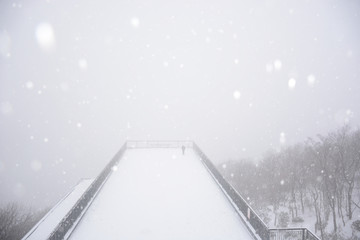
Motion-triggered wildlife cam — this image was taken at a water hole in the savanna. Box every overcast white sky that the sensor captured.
[1,0,360,209]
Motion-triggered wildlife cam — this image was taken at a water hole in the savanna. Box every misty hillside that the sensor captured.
[1,0,360,239]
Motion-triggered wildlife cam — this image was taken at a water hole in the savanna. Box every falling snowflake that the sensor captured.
[26,81,34,89]
[346,109,354,117]
[274,59,282,70]
[233,90,241,100]
[279,132,286,144]
[288,78,296,89]
[78,58,88,70]
[307,74,316,86]
[35,23,56,51]
[131,17,140,28]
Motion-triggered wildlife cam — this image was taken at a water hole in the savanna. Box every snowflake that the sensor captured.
[78,58,88,70]
[26,81,34,89]
[274,59,282,70]
[35,23,56,51]
[233,90,241,99]
[279,132,286,144]
[131,17,140,28]
[288,78,296,89]
[307,74,316,86]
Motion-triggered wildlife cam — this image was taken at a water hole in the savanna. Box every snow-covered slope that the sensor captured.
[22,179,93,240]
[68,148,255,240]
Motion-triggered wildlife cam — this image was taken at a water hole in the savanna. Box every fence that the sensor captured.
[193,143,270,240]
[269,228,320,240]
[192,143,321,240]
[126,140,193,149]
[47,143,127,240]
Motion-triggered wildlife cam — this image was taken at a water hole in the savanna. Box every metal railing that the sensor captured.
[126,140,193,149]
[193,143,270,240]
[270,228,320,240]
[48,143,127,240]
[192,143,321,240]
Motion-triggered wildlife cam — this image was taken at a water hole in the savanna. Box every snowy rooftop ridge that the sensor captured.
[22,179,93,240]
[125,140,194,148]
[43,141,262,240]
[29,141,319,240]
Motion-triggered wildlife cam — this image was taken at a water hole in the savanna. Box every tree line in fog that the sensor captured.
[220,126,360,239]
[0,203,48,240]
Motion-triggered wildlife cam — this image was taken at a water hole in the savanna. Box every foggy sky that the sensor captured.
[1,0,360,209]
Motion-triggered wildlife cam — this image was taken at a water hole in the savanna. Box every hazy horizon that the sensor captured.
[1,0,360,209]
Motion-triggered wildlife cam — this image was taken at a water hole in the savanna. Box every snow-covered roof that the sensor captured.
[26,142,258,239]
[67,148,255,239]
[22,179,93,240]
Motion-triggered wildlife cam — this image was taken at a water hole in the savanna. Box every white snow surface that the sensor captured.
[22,179,93,240]
[68,148,254,240]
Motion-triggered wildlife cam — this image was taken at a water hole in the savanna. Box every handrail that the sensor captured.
[192,143,321,240]
[269,228,320,240]
[193,143,269,240]
[126,140,193,148]
[47,143,127,240]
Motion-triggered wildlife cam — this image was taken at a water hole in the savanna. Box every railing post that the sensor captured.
[303,228,306,240]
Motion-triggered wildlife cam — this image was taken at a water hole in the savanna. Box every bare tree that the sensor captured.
[316,134,338,233]
[0,202,48,240]
[341,128,360,220]
[219,126,360,237]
